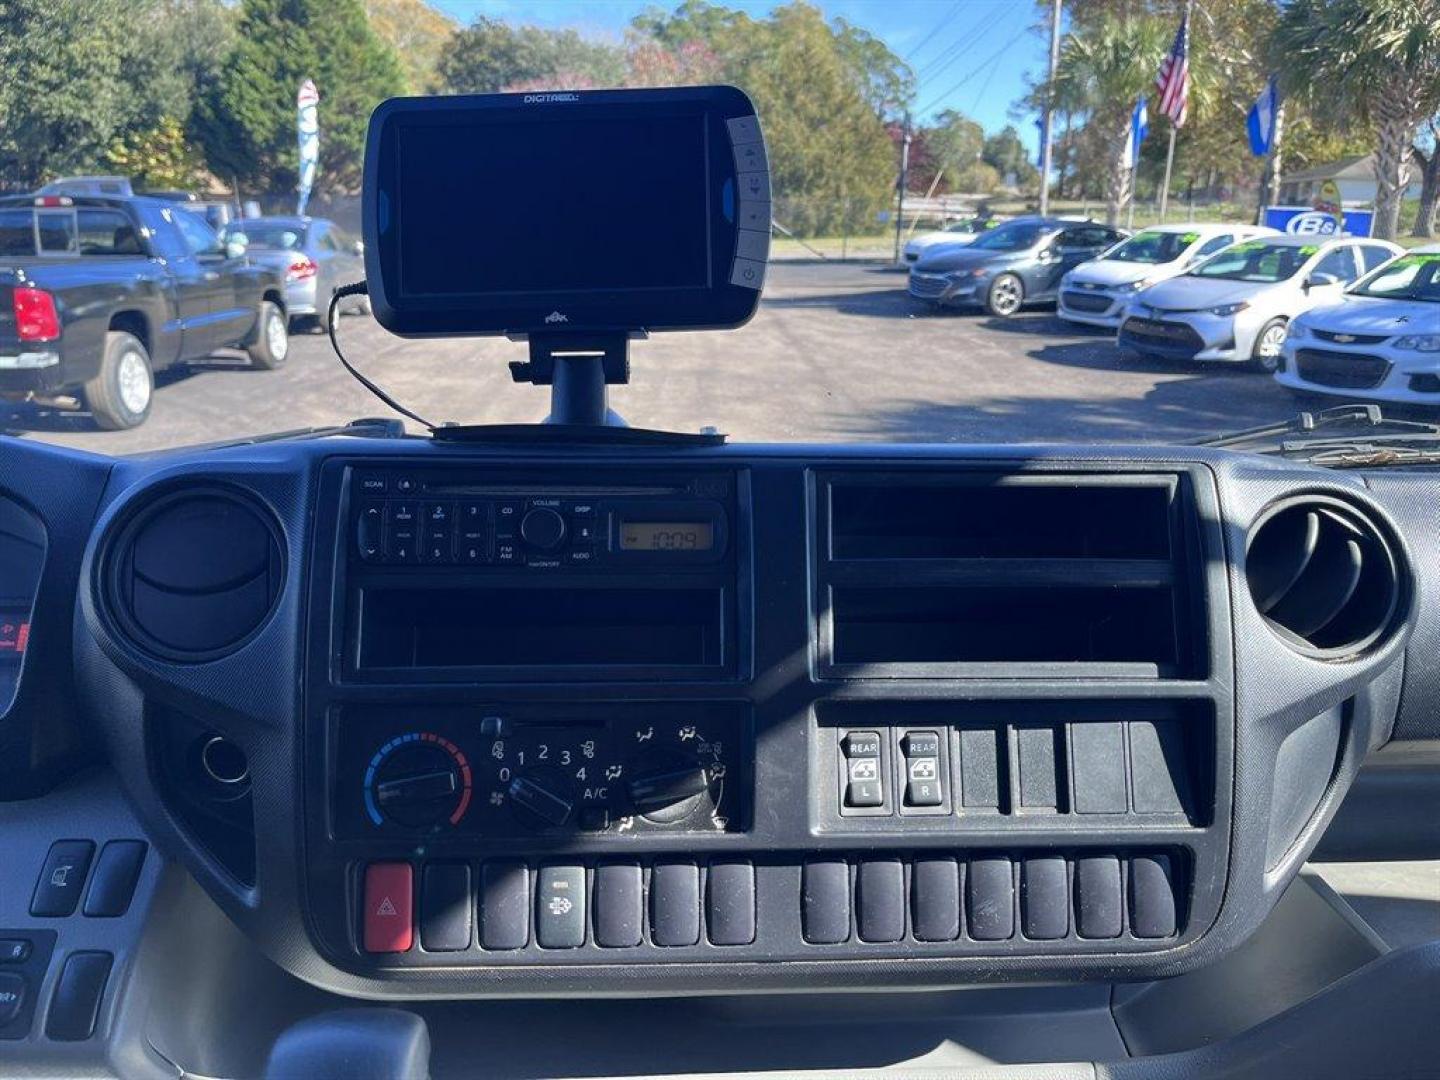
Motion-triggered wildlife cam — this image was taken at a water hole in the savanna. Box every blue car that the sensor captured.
[909,216,1127,317]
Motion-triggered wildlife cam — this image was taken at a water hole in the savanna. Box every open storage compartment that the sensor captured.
[815,469,1205,678]
[353,583,730,678]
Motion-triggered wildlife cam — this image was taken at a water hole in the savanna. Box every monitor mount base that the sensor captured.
[508,333,639,428]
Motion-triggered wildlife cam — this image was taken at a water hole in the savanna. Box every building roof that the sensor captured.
[1284,151,1424,185]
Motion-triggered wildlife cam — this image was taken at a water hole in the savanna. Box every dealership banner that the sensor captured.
[296,78,319,216]
[1263,206,1374,237]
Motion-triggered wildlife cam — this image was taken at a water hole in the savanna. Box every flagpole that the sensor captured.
[1158,124,1177,224]
[1127,159,1139,229]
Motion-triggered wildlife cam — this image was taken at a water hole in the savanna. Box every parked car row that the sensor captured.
[901,215,1009,264]
[909,217,1436,408]
[218,217,369,331]
[0,194,288,429]
[0,182,375,428]
[908,216,1131,315]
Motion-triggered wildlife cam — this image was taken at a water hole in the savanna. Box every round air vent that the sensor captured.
[106,488,283,661]
[1245,497,1401,656]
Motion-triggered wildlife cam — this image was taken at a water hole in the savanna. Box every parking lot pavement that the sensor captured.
[6,261,1307,455]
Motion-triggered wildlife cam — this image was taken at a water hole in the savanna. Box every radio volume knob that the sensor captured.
[520,507,566,550]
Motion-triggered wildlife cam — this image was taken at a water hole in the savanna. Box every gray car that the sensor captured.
[909,216,1128,317]
[220,216,368,330]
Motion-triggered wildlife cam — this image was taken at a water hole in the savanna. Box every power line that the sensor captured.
[905,1,964,61]
[967,46,1009,115]
[914,18,990,81]
[917,24,1031,116]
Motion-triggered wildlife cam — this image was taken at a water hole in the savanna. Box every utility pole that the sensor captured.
[1038,0,1062,217]
[893,114,912,263]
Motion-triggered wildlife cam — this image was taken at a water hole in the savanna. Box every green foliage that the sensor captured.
[832,18,916,120]
[364,0,457,93]
[633,2,901,234]
[105,117,209,190]
[194,0,404,196]
[954,160,1003,195]
[0,0,226,189]
[983,126,1040,191]
[1273,0,1440,128]
[1273,0,1440,237]
[438,17,625,93]
[926,110,986,179]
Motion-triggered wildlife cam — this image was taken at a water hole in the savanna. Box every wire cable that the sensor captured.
[916,24,1031,116]
[327,282,436,431]
[906,1,964,61]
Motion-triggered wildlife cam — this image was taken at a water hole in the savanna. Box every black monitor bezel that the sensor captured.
[362,86,764,339]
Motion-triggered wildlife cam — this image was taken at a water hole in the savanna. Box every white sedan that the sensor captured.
[1117,235,1403,369]
[1057,223,1277,329]
[902,216,1005,264]
[1275,245,1440,405]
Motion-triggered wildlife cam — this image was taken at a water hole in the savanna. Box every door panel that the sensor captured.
[171,209,248,351]
[142,206,217,361]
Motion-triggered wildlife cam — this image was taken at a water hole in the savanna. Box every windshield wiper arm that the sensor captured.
[1191,404,1440,453]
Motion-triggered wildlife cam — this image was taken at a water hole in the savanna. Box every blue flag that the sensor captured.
[1125,97,1149,169]
[1247,78,1279,156]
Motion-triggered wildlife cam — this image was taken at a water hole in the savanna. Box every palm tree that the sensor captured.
[1272,0,1440,241]
[1052,14,1171,226]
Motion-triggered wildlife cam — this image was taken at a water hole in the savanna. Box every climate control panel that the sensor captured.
[335,703,749,840]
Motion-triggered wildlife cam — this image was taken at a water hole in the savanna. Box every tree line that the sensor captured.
[1041,0,1440,239]
[0,0,1434,240]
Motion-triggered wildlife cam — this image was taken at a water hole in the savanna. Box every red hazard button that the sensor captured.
[364,862,413,953]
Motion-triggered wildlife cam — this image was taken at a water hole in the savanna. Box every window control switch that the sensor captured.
[842,731,885,810]
[901,730,946,809]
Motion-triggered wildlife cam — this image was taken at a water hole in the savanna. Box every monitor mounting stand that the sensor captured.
[508,332,639,427]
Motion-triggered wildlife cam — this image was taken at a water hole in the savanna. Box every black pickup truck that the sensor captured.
[0,195,288,429]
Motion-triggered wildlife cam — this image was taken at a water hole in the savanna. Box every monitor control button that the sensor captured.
[736,200,771,231]
[730,259,766,290]
[726,115,762,144]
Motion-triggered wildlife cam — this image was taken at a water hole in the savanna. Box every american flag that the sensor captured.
[1155,14,1190,126]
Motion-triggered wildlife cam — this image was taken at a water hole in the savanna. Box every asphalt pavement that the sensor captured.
[6,261,1308,454]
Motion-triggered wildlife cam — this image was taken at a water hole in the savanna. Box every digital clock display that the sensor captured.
[619,521,714,552]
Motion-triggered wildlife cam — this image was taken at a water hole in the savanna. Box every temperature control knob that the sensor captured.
[366,735,472,830]
[520,507,566,550]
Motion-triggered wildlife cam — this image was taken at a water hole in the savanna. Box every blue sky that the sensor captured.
[429,1,1050,152]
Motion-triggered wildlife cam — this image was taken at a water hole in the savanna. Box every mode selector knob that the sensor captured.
[520,507,566,550]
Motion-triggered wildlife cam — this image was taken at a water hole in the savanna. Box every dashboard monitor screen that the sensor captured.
[363,86,769,339]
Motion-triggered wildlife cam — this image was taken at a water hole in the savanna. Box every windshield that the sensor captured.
[1350,253,1440,302]
[1107,230,1193,264]
[968,222,1047,251]
[1,1,1433,455]
[223,222,305,250]
[1189,241,1312,283]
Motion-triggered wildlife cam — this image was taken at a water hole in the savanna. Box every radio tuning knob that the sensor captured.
[520,507,566,550]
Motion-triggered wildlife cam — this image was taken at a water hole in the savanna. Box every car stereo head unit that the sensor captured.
[362,85,769,339]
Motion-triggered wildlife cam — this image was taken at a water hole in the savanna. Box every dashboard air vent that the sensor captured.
[1246,498,1400,655]
[107,489,283,661]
